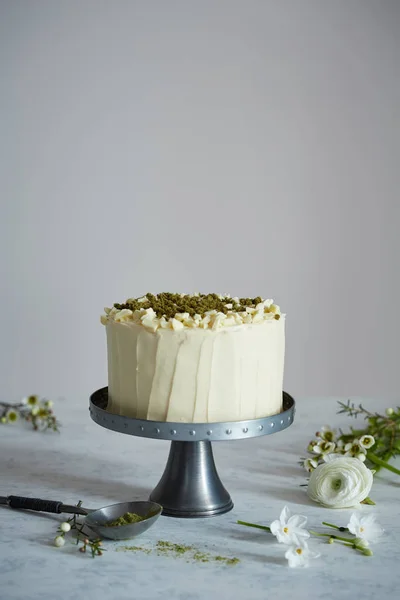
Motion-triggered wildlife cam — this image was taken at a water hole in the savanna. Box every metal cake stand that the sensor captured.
[89,388,295,518]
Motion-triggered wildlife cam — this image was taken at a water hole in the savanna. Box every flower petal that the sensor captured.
[280,506,291,525]
[347,513,359,535]
[270,520,281,536]
[288,514,308,529]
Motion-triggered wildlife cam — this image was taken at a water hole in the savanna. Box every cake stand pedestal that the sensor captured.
[89,388,295,518]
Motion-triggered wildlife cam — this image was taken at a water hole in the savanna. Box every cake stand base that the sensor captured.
[89,388,295,519]
[149,440,233,518]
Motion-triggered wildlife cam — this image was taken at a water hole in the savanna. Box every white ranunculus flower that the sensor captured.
[307,455,373,508]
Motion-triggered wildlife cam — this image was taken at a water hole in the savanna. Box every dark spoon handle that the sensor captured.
[6,495,63,513]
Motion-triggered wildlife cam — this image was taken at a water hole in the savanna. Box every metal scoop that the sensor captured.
[0,495,162,540]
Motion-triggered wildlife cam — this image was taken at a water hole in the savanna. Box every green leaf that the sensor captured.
[361,496,376,505]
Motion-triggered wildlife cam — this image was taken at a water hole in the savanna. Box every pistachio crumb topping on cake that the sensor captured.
[101,293,282,333]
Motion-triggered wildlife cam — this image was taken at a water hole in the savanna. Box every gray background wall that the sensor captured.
[1,0,399,405]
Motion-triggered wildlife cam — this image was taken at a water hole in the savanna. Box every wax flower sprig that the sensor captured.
[238,506,383,567]
[300,402,400,479]
[336,401,400,476]
[300,402,400,481]
[54,501,104,558]
[0,395,60,432]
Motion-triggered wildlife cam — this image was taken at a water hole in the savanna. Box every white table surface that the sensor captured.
[1,394,399,600]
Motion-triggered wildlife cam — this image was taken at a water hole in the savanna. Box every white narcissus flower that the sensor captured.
[307,455,373,508]
[347,513,383,544]
[270,506,310,545]
[284,542,319,568]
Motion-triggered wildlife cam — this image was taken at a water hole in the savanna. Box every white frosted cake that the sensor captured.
[101,293,285,423]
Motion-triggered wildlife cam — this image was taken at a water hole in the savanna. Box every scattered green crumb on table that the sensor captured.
[115,540,239,565]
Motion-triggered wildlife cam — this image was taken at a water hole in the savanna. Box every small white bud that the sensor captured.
[60,522,71,533]
[54,535,65,547]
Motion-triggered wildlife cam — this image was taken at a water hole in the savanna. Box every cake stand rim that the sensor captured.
[89,387,295,442]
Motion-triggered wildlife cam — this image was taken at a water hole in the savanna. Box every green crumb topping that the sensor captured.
[104,512,146,527]
[114,293,269,319]
[116,540,239,566]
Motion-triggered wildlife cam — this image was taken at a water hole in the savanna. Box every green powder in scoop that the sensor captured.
[104,512,146,527]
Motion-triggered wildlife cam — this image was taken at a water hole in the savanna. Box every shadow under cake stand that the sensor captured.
[89,388,295,518]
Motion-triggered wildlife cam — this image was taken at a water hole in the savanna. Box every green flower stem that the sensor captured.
[321,522,348,532]
[309,530,352,544]
[238,522,351,542]
[367,452,400,476]
[310,531,372,555]
[334,540,355,548]
[237,520,271,533]
[237,521,372,555]
[332,539,372,555]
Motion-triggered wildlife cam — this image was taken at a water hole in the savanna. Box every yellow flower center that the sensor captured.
[283,527,289,534]
[296,548,303,555]
[360,527,364,532]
